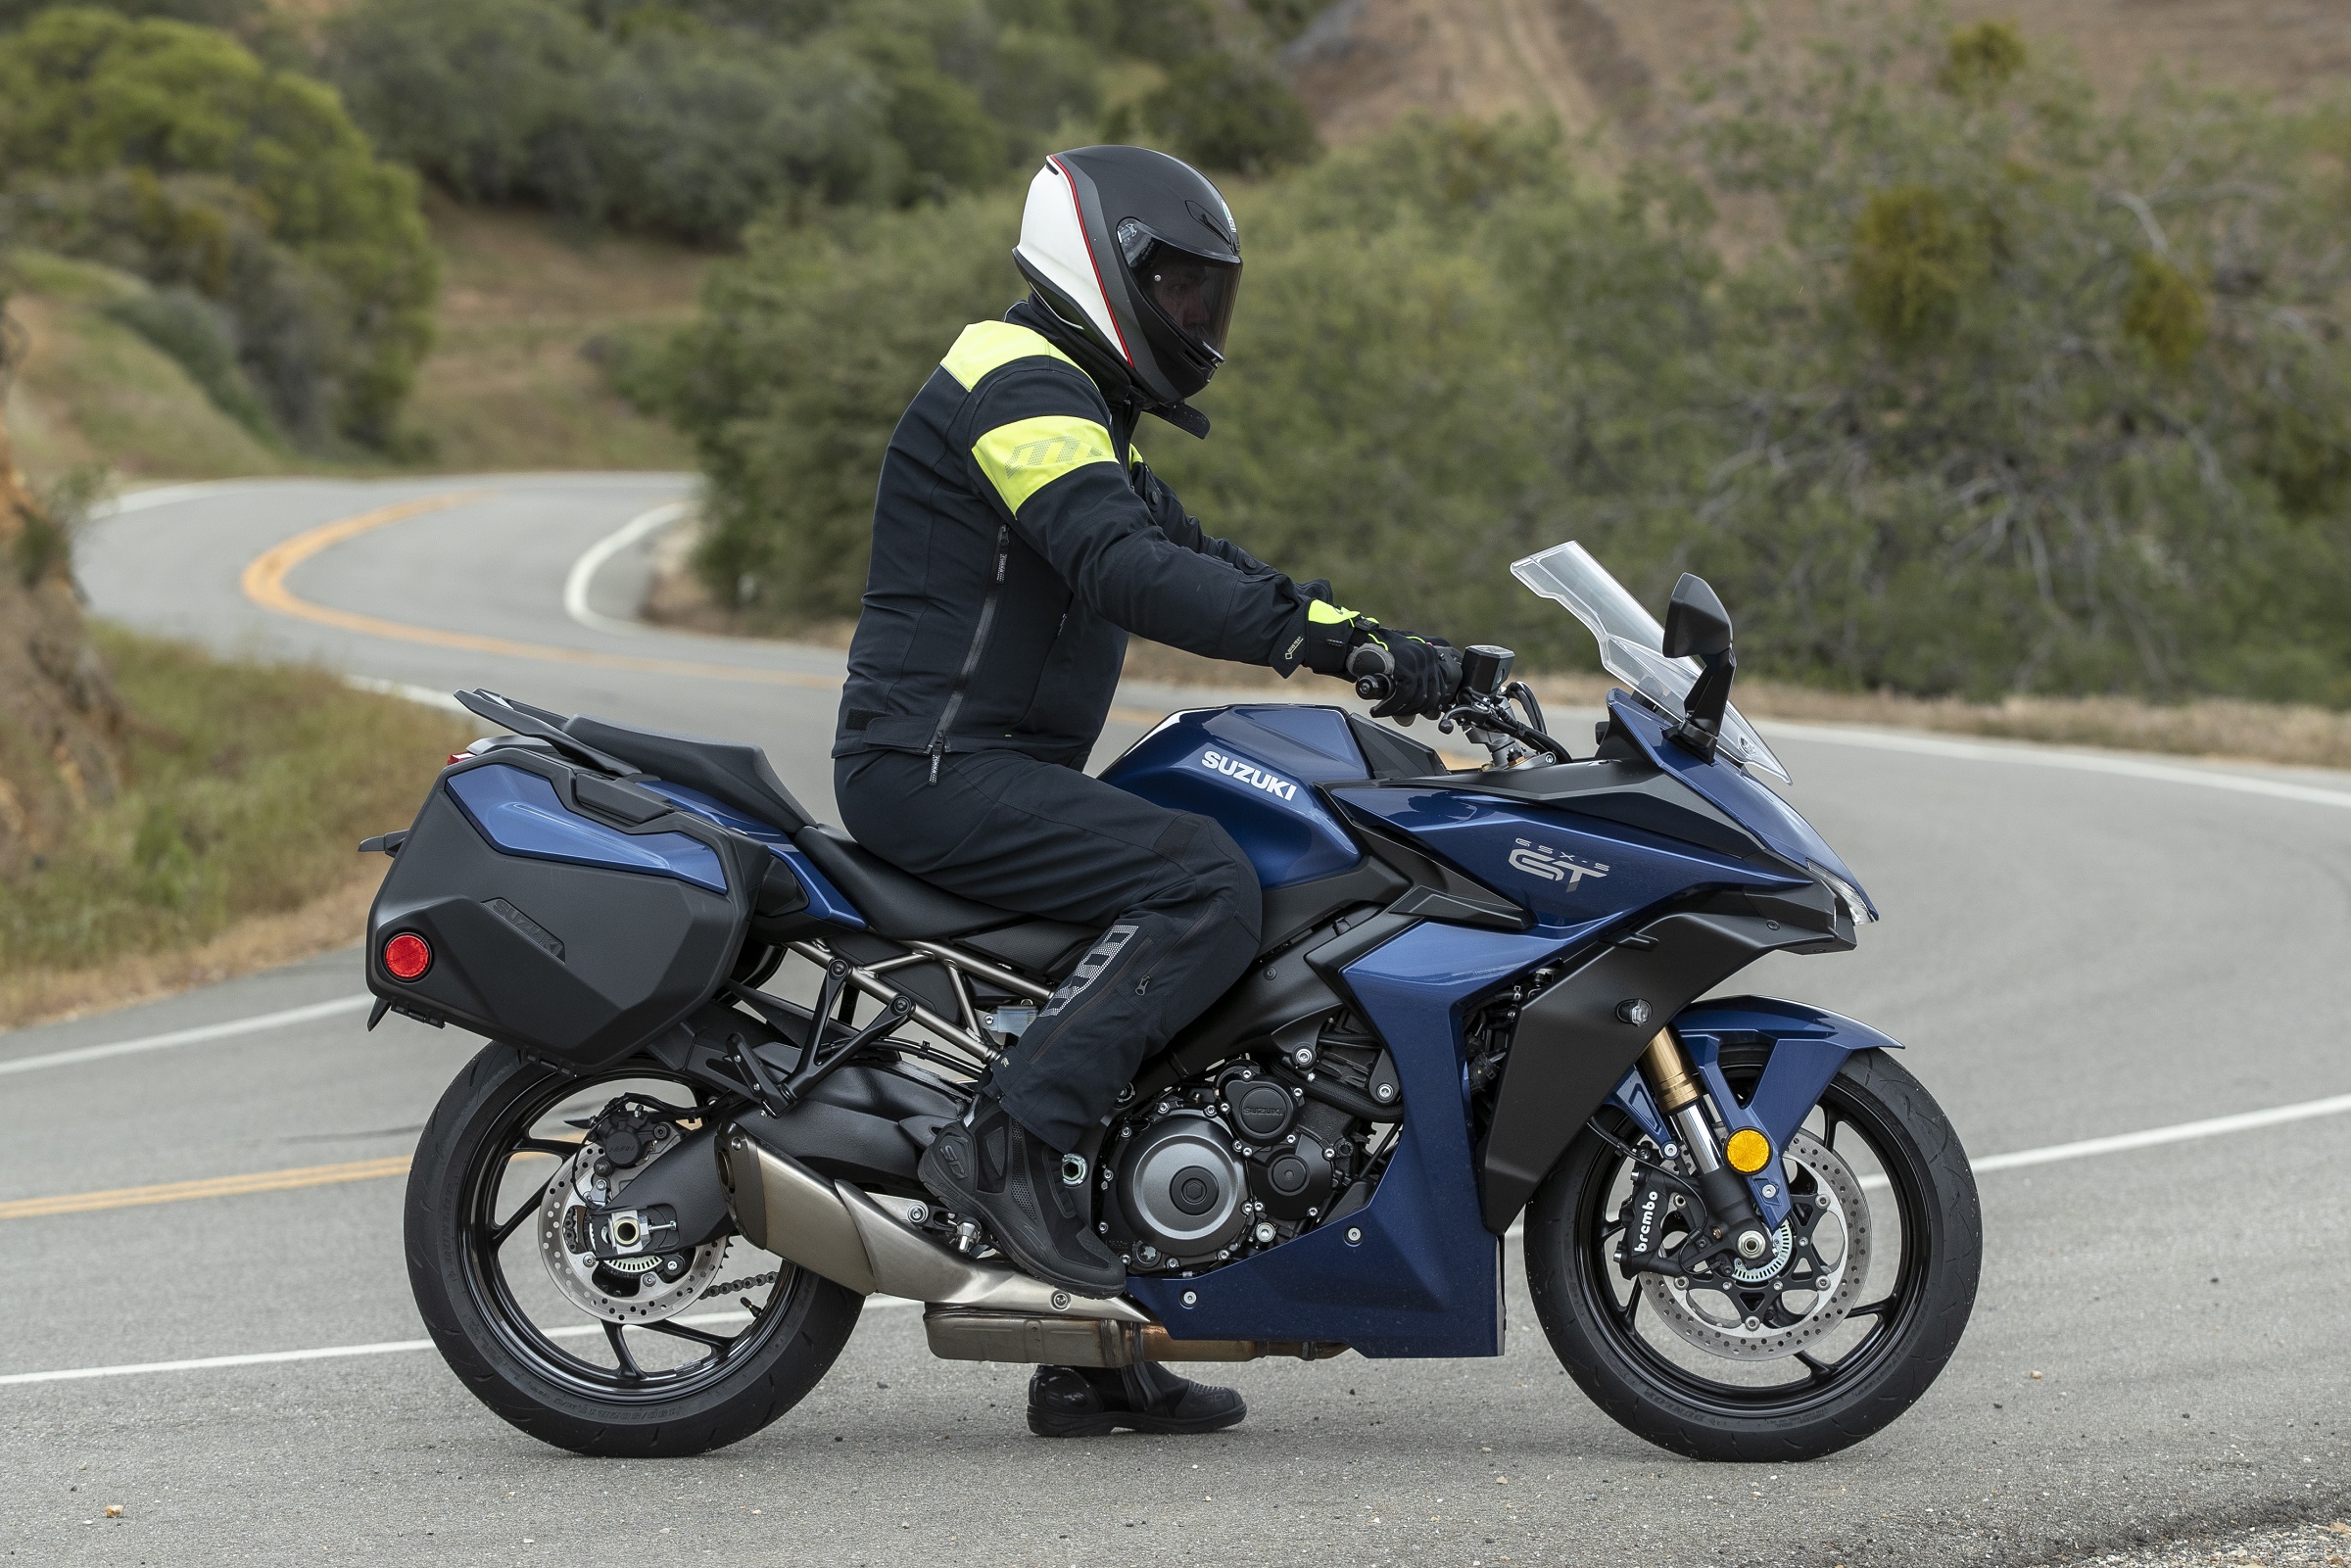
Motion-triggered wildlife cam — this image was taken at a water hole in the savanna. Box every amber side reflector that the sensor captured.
[383,932,432,981]
[1724,1127,1772,1174]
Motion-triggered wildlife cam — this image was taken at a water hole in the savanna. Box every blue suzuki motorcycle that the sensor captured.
[372,544,1980,1462]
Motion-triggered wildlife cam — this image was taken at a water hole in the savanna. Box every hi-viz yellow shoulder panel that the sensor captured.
[972,416,1121,514]
[941,320,1079,391]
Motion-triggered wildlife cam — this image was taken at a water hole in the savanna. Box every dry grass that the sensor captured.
[0,627,470,1027]
[403,196,704,473]
[0,864,379,1030]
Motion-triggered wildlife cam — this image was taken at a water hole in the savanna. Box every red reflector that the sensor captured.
[447,754,467,766]
[383,932,432,981]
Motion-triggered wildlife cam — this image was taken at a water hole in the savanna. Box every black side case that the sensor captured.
[365,747,773,1070]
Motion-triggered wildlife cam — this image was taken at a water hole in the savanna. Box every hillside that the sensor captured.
[1,202,701,487]
[1286,0,2351,146]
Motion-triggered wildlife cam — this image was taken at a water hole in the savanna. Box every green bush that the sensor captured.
[0,8,437,446]
[324,0,1225,242]
[656,8,2351,706]
[99,283,275,436]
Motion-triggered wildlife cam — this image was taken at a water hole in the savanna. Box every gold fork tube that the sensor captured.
[1639,1028,1703,1115]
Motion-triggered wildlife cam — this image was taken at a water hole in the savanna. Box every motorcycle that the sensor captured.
[366,542,1980,1462]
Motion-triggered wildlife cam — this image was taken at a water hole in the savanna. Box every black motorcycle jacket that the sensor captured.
[834,299,1315,769]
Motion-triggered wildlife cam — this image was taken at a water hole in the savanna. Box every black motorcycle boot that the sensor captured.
[1027,1362,1248,1438]
[918,1096,1125,1297]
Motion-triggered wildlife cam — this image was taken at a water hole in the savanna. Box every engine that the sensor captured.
[1097,1021,1399,1273]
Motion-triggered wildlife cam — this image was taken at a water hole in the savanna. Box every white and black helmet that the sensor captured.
[1014,145,1242,410]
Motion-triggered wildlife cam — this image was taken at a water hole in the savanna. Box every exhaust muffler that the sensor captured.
[717,1125,1150,1323]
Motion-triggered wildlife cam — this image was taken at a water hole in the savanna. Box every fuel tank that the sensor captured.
[1100,706,1369,888]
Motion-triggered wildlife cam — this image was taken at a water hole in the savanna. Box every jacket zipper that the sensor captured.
[927,524,1010,784]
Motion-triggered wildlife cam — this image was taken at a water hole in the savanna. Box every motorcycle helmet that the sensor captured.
[1014,145,1241,410]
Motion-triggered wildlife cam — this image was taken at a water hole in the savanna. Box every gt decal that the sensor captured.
[1508,838,1609,890]
[1198,748,1297,802]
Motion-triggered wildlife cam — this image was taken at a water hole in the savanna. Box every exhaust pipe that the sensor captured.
[718,1125,1150,1324]
[921,1309,1348,1367]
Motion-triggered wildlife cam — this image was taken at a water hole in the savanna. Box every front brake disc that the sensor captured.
[1637,1129,1874,1361]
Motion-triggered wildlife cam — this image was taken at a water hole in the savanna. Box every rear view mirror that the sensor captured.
[1662,575,1732,660]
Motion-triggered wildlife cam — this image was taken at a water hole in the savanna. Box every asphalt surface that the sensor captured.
[3,473,2346,1566]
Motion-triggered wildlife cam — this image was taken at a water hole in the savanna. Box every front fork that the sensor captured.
[1638,1028,1774,1262]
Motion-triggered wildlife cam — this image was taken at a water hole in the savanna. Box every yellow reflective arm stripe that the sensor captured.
[1306,599,1361,625]
[940,320,1079,391]
[972,416,1122,513]
[1128,441,1143,470]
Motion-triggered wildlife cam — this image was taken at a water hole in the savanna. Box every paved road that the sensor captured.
[4,474,2346,1566]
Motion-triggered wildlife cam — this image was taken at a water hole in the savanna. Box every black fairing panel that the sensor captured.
[367,753,758,1069]
[1475,904,1836,1231]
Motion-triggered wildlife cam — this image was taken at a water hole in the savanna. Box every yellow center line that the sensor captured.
[238,494,841,690]
[0,1144,579,1222]
[234,494,1478,758]
[0,1156,415,1220]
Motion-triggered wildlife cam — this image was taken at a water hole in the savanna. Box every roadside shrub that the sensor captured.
[99,283,276,437]
[0,8,436,446]
[657,7,2351,706]
[324,0,1202,242]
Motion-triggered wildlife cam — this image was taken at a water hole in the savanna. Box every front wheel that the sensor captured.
[406,1042,864,1456]
[1525,1045,1980,1461]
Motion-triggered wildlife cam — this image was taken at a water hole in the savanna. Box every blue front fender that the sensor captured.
[1605,996,1900,1228]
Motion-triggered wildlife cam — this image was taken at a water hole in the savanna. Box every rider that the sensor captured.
[833,146,1460,1434]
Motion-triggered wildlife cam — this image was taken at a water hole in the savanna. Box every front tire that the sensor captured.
[1525,1045,1980,1461]
[406,1042,864,1456]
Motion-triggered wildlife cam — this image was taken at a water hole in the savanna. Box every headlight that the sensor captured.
[1813,866,1879,926]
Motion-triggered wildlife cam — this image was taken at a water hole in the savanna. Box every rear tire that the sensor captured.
[406,1042,864,1456]
[1525,1046,1980,1461]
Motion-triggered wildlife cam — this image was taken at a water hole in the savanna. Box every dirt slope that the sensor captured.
[1286,0,2351,145]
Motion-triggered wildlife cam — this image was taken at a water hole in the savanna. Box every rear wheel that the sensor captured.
[406,1042,863,1456]
[1525,1045,1980,1461]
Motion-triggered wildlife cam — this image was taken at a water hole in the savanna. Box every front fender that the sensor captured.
[1604,995,1900,1228]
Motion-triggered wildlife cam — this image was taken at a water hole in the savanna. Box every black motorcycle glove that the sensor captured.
[1295,601,1462,721]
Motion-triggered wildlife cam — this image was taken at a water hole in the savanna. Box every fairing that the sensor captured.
[1099,706,1369,888]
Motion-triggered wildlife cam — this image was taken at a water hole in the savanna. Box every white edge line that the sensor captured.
[1761,718,2351,811]
[13,1090,2351,1388]
[563,500,692,638]
[0,994,373,1078]
[0,1299,922,1388]
[343,675,471,715]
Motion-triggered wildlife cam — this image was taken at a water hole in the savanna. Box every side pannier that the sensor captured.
[364,745,795,1070]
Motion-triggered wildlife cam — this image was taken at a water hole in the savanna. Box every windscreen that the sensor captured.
[1511,542,1791,784]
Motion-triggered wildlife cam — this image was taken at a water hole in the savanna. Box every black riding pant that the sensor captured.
[835,748,1263,1151]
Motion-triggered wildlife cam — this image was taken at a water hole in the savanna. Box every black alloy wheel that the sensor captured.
[406,1042,863,1456]
[1525,1045,1981,1462]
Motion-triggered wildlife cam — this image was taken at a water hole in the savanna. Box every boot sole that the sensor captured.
[1027,1403,1249,1438]
[916,1142,1126,1298]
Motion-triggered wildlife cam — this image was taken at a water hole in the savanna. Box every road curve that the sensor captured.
[0,473,2342,1566]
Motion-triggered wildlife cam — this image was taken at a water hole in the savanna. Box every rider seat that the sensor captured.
[561,714,1092,964]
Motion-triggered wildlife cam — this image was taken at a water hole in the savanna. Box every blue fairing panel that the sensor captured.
[1101,706,1368,889]
[1607,694,1876,916]
[445,764,728,894]
[637,778,865,928]
[1128,921,1592,1357]
[1332,785,1806,929]
[1606,996,1901,1228]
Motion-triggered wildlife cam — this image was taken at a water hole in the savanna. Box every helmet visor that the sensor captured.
[1121,229,1240,360]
